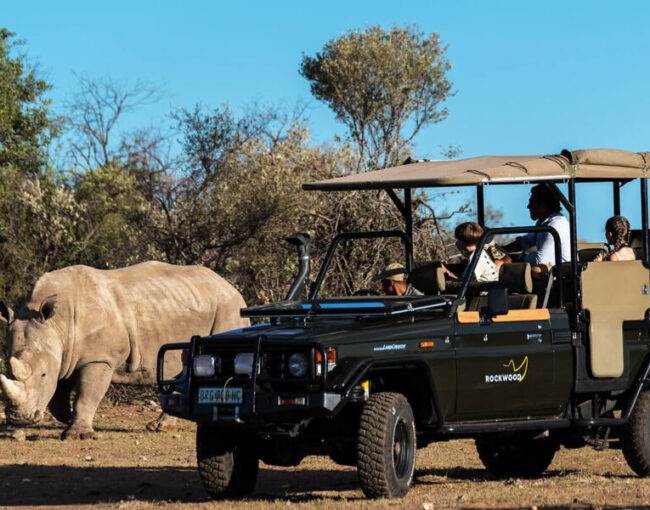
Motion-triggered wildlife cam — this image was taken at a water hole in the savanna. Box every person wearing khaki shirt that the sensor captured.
[373,263,423,296]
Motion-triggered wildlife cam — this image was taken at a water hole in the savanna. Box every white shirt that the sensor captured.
[519,213,571,265]
[463,249,499,283]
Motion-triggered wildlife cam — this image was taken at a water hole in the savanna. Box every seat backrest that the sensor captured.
[468,293,538,312]
[578,243,605,262]
[409,261,445,294]
[498,262,532,293]
[467,263,536,312]
[581,260,650,378]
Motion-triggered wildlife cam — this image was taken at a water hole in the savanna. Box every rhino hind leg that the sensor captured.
[48,380,73,424]
[62,362,113,440]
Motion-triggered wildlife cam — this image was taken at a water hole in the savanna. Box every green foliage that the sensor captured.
[0,165,80,304]
[0,27,471,358]
[300,24,453,170]
[0,28,58,175]
[73,164,154,268]
[167,104,448,304]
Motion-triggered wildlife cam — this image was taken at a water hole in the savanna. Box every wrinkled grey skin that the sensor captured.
[0,261,249,439]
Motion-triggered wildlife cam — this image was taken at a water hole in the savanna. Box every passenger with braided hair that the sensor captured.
[594,215,636,262]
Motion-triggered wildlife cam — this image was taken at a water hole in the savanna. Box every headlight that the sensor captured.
[234,352,255,376]
[288,352,308,378]
[193,355,216,377]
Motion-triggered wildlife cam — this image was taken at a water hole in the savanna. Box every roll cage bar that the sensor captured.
[309,230,413,301]
[381,177,650,325]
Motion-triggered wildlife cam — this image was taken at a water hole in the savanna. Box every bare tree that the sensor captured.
[64,74,162,170]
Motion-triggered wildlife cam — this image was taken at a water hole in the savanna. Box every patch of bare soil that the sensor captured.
[1,400,650,509]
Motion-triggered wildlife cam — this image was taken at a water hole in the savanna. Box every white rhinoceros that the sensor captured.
[0,261,249,439]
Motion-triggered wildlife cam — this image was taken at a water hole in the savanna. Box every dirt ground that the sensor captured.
[1,400,650,510]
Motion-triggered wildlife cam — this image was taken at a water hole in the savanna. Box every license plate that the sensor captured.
[198,387,243,404]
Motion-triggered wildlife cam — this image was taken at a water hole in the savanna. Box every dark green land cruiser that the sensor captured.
[157,149,650,499]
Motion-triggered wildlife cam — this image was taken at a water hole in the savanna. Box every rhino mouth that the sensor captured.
[5,406,43,425]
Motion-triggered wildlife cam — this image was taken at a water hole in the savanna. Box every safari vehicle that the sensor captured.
[157,148,650,499]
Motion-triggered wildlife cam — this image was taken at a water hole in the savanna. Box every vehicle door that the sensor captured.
[453,308,571,421]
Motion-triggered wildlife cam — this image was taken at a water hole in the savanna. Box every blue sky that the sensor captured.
[4,0,650,241]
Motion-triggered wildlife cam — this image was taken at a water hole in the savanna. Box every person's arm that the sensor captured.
[524,231,555,265]
[441,263,458,279]
[502,237,523,253]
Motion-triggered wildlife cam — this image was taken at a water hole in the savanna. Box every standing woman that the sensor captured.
[594,215,636,261]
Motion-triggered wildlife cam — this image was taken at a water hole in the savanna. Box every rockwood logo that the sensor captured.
[485,356,529,383]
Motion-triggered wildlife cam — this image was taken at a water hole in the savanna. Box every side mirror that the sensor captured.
[487,287,509,317]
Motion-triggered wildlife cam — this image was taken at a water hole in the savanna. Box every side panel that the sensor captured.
[454,311,570,421]
[331,316,456,424]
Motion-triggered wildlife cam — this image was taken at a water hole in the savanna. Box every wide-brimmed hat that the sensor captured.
[373,262,407,282]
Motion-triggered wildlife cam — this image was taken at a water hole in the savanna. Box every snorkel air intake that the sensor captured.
[285,233,311,301]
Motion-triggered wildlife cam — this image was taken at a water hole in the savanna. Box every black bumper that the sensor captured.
[156,337,342,428]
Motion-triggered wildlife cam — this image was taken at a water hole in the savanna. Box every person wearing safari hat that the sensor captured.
[373,262,423,297]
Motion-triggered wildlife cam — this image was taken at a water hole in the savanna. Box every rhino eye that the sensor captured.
[41,373,46,377]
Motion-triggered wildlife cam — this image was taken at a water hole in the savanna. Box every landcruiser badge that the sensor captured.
[373,343,406,352]
[485,356,528,384]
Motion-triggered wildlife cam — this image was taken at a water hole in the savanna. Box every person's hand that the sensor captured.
[442,263,458,280]
[593,252,603,262]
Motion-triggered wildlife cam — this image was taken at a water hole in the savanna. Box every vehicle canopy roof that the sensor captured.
[304,149,650,191]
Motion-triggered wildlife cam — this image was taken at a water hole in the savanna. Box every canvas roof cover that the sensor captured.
[303,149,650,191]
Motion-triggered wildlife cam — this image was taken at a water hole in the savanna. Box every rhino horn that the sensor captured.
[0,374,27,404]
[9,356,32,381]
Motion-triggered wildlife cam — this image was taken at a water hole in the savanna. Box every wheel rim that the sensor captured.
[393,418,413,479]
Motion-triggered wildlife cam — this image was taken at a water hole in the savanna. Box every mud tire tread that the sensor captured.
[622,390,650,476]
[196,426,258,498]
[357,392,416,499]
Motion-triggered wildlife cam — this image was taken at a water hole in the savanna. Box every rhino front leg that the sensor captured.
[48,379,73,424]
[62,362,113,440]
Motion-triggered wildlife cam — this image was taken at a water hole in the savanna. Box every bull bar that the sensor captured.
[156,335,341,426]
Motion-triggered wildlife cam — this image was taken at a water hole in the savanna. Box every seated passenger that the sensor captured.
[504,183,571,265]
[594,215,636,262]
[447,222,499,283]
[373,263,423,296]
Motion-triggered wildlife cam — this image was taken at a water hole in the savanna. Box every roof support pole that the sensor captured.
[404,187,413,253]
[548,181,580,323]
[641,178,649,265]
[613,181,621,216]
[476,185,485,227]
[385,188,414,269]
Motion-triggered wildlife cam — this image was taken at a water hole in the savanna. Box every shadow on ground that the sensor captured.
[0,464,361,505]
[414,466,582,483]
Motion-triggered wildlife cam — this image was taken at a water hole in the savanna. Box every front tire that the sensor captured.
[357,392,416,498]
[475,433,558,478]
[622,390,650,476]
[196,426,259,498]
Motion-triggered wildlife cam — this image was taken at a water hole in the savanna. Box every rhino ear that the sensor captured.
[0,301,13,323]
[39,295,57,321]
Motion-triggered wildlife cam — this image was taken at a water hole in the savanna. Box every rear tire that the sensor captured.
[622,390,650,476]
[357,392,416,498]
[475,433,558,478]
[196,426,259,498]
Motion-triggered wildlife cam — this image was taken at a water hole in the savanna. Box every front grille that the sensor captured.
[197,340,256,379]
[194,336,325,388]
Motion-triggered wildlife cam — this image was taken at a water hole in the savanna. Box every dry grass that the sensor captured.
[1,400,650,509]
